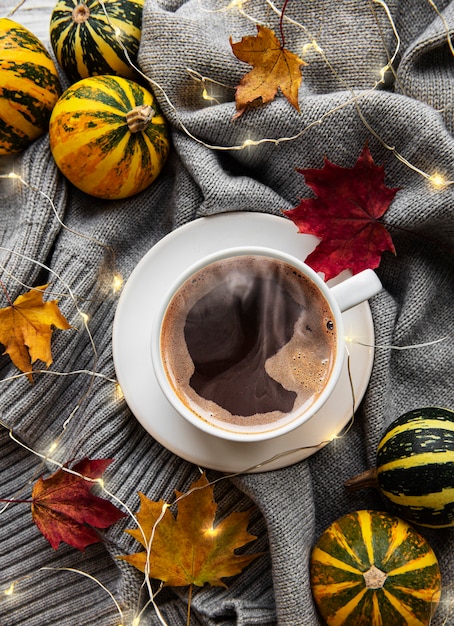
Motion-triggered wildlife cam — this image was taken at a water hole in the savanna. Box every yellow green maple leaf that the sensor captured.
[120,472,261,587]
[0,284,72,382]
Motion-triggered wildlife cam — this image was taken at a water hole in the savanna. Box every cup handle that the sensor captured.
[330,269,382,313]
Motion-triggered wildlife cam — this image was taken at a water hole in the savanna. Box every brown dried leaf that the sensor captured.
[0,284,72,381]
[230,25,306,117]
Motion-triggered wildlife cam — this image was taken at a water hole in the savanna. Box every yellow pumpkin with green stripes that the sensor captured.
[310,509,441,626]
[49,75,169,199]
[50,0,143,84]
[376,407,454,528]
[0,18,61,154]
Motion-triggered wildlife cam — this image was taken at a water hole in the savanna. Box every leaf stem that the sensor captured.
[186,583,193,626]
[0,498,33,503]
[279,0,290,47]
[0,279,13,306]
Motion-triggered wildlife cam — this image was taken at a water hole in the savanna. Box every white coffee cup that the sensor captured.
[151,246,382,442]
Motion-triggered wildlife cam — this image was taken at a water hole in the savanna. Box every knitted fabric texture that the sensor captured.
[0,1,453,624]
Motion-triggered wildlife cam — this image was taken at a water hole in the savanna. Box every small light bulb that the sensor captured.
[429,173,447,189]
[112,274,123,293]
[302,40,323,56]
[48,441,58,454]
[4,582,15,596]
[379,64,390,82]
[115,383,124,401]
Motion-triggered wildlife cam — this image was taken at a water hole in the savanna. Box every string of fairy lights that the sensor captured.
[0,0,453,624]
[111,0,454,186]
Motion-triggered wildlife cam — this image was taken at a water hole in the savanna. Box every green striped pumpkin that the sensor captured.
[49,75,169,199]
[50,0,143,84]
[376,407,454,528]
[310,509,441,626]
[0,18,61,154]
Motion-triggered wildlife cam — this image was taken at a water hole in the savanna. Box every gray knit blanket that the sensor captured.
[0,0,453,624]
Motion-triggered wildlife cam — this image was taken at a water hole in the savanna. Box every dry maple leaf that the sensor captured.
[31,458,126,551]
[121,472,261,587]
[230,25,306,118]
[284,144,399,280]
[0,284,72,382]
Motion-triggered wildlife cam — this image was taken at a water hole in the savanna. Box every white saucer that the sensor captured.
[112,212,375,473]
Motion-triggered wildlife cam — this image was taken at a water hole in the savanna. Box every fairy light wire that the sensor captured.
[197,0,264,24]
[0,172,118,276]
[2,425,170,626]
[2,565,126,625]
[1,1,453,623]
[267,0,454,187]
[42,567,125,624]
[2,329,451,621]
[0,246,99,431]
[0,163,125,434]
[426,0,454,56]
[101,0,454,186]
[349,334,452,350]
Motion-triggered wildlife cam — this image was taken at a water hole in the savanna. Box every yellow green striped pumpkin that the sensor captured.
[310,509,441,626]
[49,75,169,199]
[376,407,454,528]
[0,18,61,154]
[50,0,143,84]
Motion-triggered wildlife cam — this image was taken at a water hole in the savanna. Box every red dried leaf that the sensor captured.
[284,144,399,280]
[31,458,126,551]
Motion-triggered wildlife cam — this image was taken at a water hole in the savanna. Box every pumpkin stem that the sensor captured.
[363,565,387,589]
[344,467,379,491]
[72,4,90,23]
[126,105,155,133]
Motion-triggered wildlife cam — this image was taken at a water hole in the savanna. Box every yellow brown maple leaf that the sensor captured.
[0,284,72,382]
[230,25,306,118]
[120,472,261,587]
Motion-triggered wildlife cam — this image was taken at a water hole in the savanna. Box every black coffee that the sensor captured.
[160,255,337,431]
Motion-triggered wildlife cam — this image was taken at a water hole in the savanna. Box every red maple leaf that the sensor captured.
[284,144,399,281]
[31,458,126,551]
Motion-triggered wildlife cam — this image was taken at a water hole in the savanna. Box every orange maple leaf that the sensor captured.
[120,472,261,587]
[230,25,306,118]
[0,284,72,381]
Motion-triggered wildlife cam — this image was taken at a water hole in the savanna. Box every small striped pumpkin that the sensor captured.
[310,509,441,626]
[49,75,169,199]
[0,18,61,154]
[376,407,454,528]
[50,0,143,84]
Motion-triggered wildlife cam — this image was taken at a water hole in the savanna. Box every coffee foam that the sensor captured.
[160,255,337,433]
